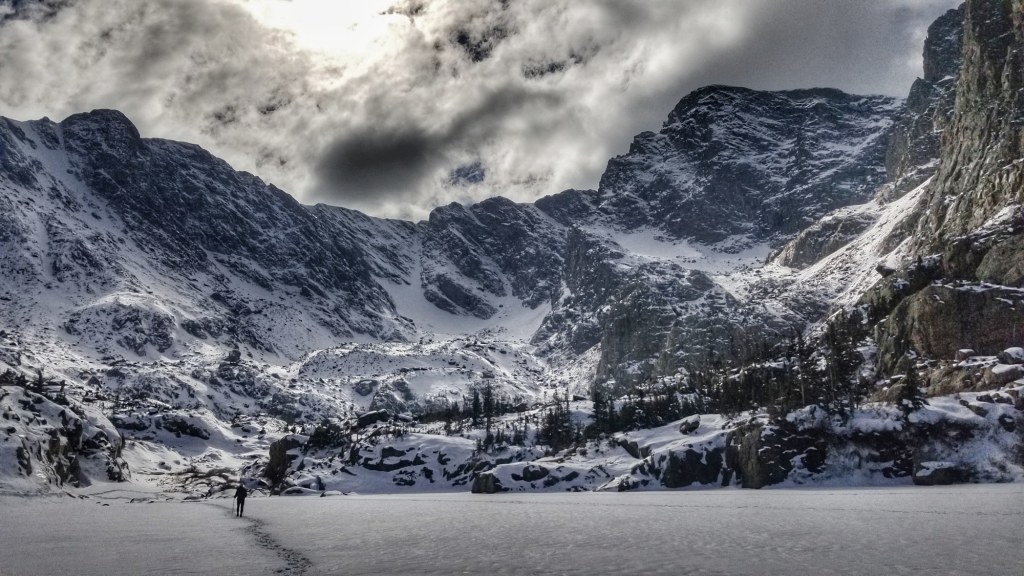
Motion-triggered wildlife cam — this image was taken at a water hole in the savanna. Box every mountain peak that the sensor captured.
[59,109,142,157]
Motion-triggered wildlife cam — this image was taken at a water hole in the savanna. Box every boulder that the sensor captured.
[912,460,962,486]
[264,435,304,489]
[355,410,390,429]
[471,472,504,494]
[955,349,976,362]
[982,364,1023,388]
[353,379,377,397]
[996,347,1024,365]
[521,464,549,482]
[659,447,725,488]
[678,415,700,435]
[997,414,1016,433]
[616,438,649,459]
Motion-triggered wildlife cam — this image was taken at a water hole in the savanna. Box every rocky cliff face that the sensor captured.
[883,5,965,199]
[919,0,1024,252]
[864,0,1024,374]
[773,5,965,272]
[597,87,898,245]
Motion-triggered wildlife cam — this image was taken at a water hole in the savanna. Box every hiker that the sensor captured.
[234,483,248,517]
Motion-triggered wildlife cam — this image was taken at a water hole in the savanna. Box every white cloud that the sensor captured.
[0,0,958,219]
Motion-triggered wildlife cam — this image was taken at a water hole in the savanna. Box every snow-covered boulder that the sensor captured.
[996,347,1024,365]
[983,364,1023,387]
[678,415,700,434]
[912,460,962,485]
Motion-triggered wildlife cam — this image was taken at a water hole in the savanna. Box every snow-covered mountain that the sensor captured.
[1,0,1022,496]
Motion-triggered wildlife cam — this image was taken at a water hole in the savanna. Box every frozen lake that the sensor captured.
[2,484,1022,575]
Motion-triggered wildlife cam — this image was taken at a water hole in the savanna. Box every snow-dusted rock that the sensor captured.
[996,347,1024,365]
[983,364,1024,387]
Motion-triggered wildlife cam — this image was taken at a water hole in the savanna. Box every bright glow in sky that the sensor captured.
[236,1,397,61]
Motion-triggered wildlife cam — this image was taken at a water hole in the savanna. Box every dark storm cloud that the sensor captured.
[0,0,959,220]
[316,126,435,202]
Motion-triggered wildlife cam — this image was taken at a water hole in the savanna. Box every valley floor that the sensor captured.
[2,484,1022,575]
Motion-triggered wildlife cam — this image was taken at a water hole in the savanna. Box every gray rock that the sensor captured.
[678,415,700,435]
[996,347,1024,365]
[521,464,549,482]
[875,284,1024,376]
[470,472,504,494]
[982,364,1023,388]
[355,410,390,429]
[775,210,878,269]
[912,460,962,486]
[955,349,976,362]
[658,447,725,488]
[264,435,304,490]
[353,379,377,397]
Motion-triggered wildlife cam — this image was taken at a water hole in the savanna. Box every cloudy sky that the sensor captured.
[0,0,957,219]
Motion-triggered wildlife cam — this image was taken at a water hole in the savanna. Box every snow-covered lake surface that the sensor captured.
[2,484,1022,575]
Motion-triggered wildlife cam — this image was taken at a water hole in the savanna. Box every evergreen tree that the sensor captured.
[32,368,45,395]
[896,365,928,418]
[823,313,861,414]
[482,382,494,434]
[471,389,481,426]
[538,392,575,451]
[587,384,608,437]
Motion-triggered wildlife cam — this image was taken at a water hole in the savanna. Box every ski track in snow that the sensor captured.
[223,503,313,576]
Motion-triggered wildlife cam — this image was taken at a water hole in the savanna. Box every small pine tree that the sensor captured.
[32,369,45,395]
[471,389,481,426]
[587,384,608,437]
[482,382,494,434]
[896,366,928,418]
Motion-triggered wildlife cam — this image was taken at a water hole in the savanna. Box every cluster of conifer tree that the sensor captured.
[0,367,70,406]
[583,311,898,439]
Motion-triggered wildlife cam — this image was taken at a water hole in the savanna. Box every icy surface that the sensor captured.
[0,496,286,575]
[3,485,1022,575]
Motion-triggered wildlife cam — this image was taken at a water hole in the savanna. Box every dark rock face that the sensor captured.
[264,435,304,489]
[877,284,1024,374]
[470,471,504,493]
[725,422,826,489]
[774,209,877,269]
[912,460,963,486]
[592,266,789,392]
[657,447,726,488]
[421,197,566,318]
[598,86,898,244]
[918,0,1024,250]
[0,386,119,488]
[883,5,964,197]
[852,1,1024,378]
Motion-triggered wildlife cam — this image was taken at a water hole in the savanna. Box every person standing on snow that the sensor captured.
[234,483,249,517]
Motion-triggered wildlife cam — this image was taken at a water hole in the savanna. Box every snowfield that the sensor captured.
[2,484,1022,576]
